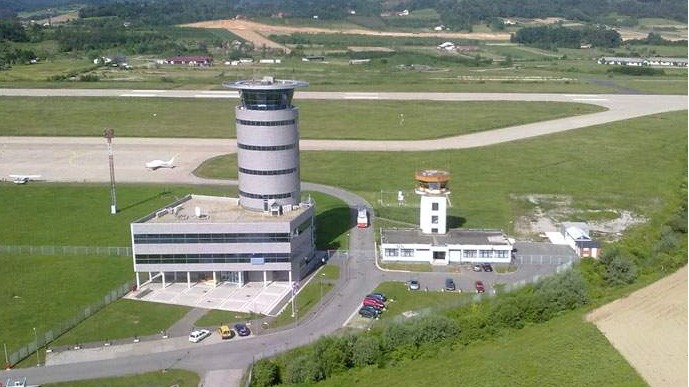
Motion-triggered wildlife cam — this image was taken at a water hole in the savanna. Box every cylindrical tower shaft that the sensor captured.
[223,77,308,211]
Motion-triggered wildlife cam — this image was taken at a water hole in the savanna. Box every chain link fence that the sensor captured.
[0,245,131,256]
[6,281,134,368]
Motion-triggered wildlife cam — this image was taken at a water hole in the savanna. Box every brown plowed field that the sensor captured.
[183,19,511,53]
[586,266,688,387]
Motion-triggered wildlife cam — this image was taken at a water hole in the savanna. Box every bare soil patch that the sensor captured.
[511,194,646,242]
[586,266,688,387]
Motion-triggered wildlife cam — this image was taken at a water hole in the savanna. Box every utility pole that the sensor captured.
[104,128,117,214]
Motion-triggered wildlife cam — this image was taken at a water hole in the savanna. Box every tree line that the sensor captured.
[511,25,623,49]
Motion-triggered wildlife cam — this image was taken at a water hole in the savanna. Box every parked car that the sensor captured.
[475,280,485,294]
[188,329,211,343]
[359,306,379,319]
[363,297,385,310]
[367,292,387,302]
[217,325,235,340]
[444,278,456,291]
[234,323,251,337]
[408,279,420,290]
[482,263,493,272]
[472,264,483,272]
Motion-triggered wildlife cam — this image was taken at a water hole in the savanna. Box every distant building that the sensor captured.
[163,56,213,67]
[597,56,688,67]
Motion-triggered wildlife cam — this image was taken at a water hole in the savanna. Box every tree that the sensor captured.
[604,254,638,286]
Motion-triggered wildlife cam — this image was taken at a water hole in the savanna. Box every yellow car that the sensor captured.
[218,325,235,340]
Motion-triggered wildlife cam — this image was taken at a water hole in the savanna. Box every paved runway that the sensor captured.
[0,90,685,184]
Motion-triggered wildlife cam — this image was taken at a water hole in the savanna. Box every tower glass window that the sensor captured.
[239,89,294,110]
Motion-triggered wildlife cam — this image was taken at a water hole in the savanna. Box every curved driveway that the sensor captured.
[0,90,686,385]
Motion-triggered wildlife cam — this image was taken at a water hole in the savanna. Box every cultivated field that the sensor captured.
[587,266,688,387]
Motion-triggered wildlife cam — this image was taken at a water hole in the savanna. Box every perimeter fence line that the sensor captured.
[5,281,134,369]
[0,245,131,256]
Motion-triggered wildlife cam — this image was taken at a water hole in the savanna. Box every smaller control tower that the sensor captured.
[414,169,451,234]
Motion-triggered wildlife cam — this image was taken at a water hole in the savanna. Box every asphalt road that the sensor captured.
[0,90,686,385]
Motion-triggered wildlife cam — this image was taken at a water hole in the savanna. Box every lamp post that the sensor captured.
[33,327,40,367]
[319,273,325,304]
[104,128,117,214]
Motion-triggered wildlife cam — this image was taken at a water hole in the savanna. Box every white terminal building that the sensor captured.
[130,77,316,290]
[380,170,513,265]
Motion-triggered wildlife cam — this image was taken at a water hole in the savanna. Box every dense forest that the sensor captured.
[1,0,687,25]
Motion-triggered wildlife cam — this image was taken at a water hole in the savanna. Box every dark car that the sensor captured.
[359,306,380,318]
[444,278,456,291]
[482,263,493,272]
[475,280,485,294]
[367,292,387,302]
[363,297,385,310]
[234,323,251,337]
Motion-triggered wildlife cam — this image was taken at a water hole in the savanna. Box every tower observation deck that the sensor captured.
[415,169,451,234]
[223,77,308,211]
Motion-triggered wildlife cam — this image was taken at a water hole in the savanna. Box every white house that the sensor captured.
[560,222,600,258]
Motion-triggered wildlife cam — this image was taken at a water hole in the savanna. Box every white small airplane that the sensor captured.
[145,154,178,170]
[9,174,42,184]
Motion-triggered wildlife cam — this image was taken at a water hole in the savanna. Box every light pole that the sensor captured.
[32,327,40,367]
[104,128,117,214]
[319,273,325,304]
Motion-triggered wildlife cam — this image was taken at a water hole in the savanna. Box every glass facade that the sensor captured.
[236,119,297,126]
[238,143,297,151]
[239,167,297,176]
[239,89,293,110]
[135,253,290,265]
[134,232,291,244]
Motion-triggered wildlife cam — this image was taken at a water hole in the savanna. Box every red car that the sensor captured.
[475,280,485,294]
[363,297,385,310]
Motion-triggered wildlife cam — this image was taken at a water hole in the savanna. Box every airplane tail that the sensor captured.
[168,154,179,165]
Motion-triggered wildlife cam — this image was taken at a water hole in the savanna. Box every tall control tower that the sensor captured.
[415,169,451,234]
[223,77,308,212]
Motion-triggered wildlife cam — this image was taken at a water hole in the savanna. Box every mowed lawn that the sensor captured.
[0,97,603,140]
[318,310,647,387]
[44,369,200,387]
[196,110,688,229]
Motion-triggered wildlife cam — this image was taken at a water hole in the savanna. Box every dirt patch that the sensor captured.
[511,194,646,241]
[183,19,511,54]
[586,266,688,387]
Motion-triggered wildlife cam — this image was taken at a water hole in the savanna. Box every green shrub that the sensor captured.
[251,359,280,387]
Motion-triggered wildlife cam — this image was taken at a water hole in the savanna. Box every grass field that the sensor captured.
[0,187,351,355]
[196,110,688,229]
[0,255,132,352]
[316,310,648,387]
[44,369,200,387]
[0,97,604,139]
[49,300,191,348]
